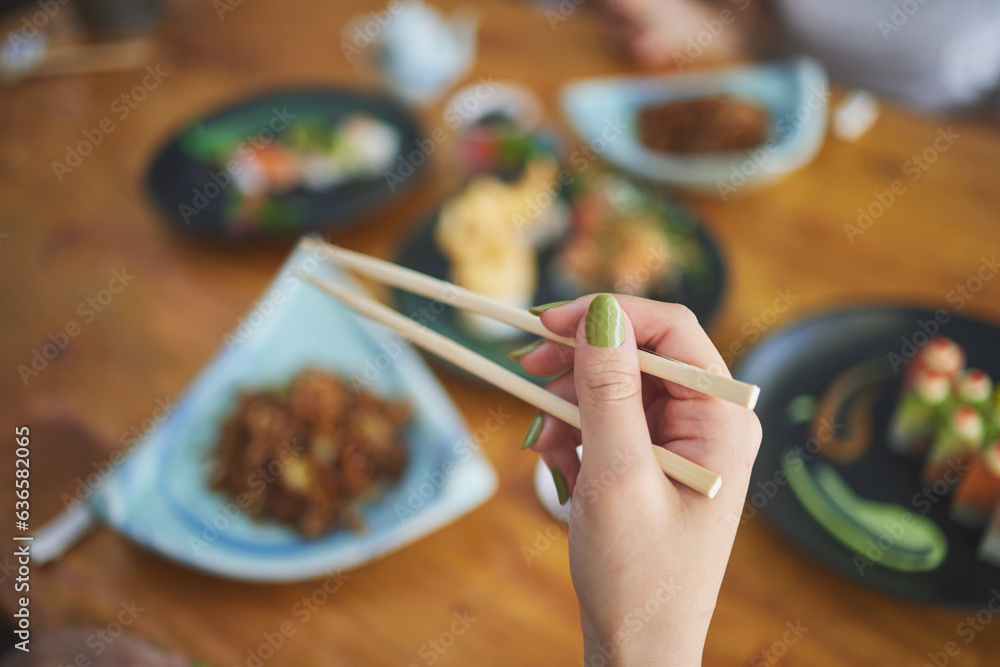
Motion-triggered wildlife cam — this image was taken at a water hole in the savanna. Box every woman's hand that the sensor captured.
[516,295,761,666]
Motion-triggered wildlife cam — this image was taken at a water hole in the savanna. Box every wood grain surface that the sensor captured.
[1,0,999,664]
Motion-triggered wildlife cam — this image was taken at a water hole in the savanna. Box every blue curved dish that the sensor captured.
[88,239,497,581]
[560,58,829,192]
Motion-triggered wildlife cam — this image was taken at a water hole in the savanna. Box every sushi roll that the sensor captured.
[950,439,1000,530]
[887,368,951,459]
[986,387,1000,441]
[903,336,965,390]
[922,405,984,486]
[978,497,1000,568]
[956,369,992,411]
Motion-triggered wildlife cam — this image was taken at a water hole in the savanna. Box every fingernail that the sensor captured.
[585,294,625,348]
[550,466,569,505]
[529,300,572,316]
[521,412,543,449]
[508,338,544,361]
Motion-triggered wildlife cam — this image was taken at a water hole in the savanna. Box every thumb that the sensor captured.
[574,294,657,476]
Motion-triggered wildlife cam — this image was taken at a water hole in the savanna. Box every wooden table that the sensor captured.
[2,0,1000,664]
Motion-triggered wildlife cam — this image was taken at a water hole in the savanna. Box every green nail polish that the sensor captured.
[528,300,572,316]
[508,338,544,361]
[521,412,543,449]
[550,466,569,505]
[585,294,625,348]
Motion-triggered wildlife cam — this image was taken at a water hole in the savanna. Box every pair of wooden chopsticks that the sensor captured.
[296,238,759,498]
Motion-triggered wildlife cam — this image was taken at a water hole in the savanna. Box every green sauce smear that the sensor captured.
[783,448,947,573]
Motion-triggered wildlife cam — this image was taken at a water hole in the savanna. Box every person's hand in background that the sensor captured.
[600,0,762,68]
[515,295,761,665]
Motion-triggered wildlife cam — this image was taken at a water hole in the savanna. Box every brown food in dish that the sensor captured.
[638,95,769,154]
[210,369,410,537]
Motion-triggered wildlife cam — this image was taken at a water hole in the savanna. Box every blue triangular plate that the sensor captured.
[560,58,828,191]
[87,239,497,581]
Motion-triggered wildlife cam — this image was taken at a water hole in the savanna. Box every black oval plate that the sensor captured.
[145,87,426,243]
[393,200,726,386]
[736,304,1000,609]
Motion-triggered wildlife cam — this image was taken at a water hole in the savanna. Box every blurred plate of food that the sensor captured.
[736,305,1000,609]
[393,159,726,385]
[449,108,562,181]
[145,87,425,242]
[443,80,551,178]
[443,80,544,137]
[84,239,496,581]
[560,58,828,194]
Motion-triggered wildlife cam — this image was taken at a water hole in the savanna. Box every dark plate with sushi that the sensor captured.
[145,87,426,243]
[392,170,726,385]
[736,304,1000,609]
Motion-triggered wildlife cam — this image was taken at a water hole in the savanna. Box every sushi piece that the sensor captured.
[336,114,401,175]
[232,143,301,196]
[903,336,964,389]
[950,439,1000,530]
[922,405,984,486]
[299,154,346,191]
[887,368,951,459]
[985,386,1000,441]
[956,369,992,411]
[978,497,1000,567]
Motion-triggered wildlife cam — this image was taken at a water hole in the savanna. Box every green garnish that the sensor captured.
[786,394,816,424]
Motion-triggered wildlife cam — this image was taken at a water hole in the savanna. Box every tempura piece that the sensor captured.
[435,159,567,339]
